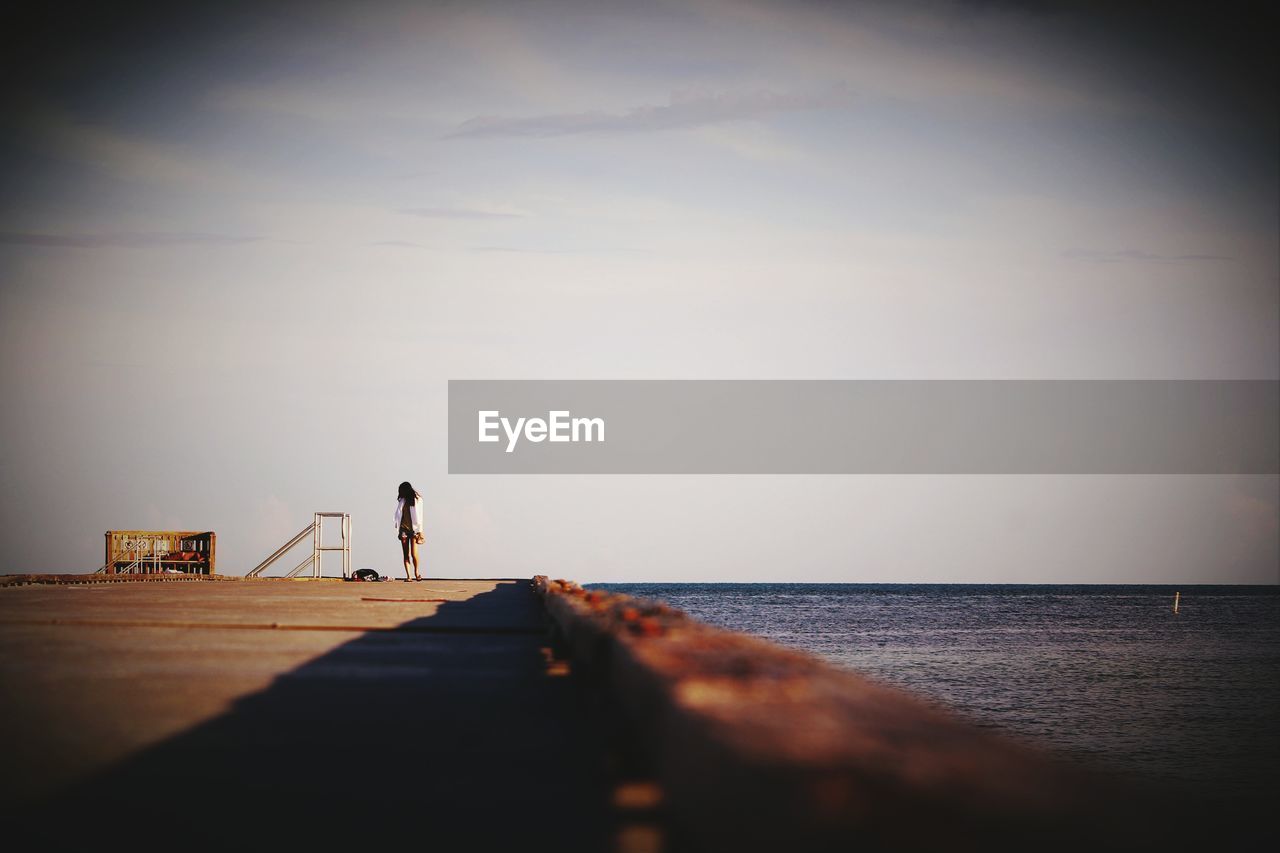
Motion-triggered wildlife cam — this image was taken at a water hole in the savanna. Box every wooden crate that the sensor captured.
[103,531,216,575]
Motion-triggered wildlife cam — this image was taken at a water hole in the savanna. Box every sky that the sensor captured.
[0,0,1276,582]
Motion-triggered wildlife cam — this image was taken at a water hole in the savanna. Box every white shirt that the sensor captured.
[393,495,423,534]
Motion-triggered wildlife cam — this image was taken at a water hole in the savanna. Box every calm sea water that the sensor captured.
[588,583,1280,799]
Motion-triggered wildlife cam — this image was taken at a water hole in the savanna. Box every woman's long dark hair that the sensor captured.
[398,481,419,502]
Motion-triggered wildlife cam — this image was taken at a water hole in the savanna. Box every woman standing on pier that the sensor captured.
[395,481,425,582]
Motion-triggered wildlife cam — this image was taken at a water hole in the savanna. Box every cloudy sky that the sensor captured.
[1,0,1275,582]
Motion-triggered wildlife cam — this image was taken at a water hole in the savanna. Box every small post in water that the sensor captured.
[1173,591,1180,614]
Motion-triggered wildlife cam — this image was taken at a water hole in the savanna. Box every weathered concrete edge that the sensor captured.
[533,575,1144,851]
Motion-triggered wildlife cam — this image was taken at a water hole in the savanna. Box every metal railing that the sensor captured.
[246,512,350,579]
[100,548,155,575]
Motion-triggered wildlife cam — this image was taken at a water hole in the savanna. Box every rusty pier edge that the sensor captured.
[534,576,1178,853]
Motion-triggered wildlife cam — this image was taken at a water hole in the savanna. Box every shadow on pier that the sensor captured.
[9,583,611,853]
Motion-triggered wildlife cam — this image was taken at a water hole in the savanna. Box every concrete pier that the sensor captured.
[0,577,610,852]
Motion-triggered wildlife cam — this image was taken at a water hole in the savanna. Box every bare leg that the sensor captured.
[400,534,413,581]
[410,537,421,580]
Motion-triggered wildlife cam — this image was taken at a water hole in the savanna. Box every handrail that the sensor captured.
[283,554,316,579]
[246,523,316,578]
[245,513,350,579]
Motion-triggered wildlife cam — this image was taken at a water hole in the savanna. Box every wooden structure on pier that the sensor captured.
[102,530,216,575]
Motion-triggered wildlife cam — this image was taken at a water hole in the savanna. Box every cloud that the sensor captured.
[447,88,850,139]
[16,107,273,193]
[1062,248,1233,264]
[694,124,810,165]
[688,0,1126,115]
[0,231,261,249]
[398,207,524,220]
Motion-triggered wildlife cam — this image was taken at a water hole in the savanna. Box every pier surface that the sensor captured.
[1,575,1250,852]
[0,577,609,852]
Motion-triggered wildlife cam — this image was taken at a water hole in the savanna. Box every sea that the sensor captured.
[587,583,1280,801]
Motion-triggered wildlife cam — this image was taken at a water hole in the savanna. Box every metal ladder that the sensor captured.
[246,512,351,579]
